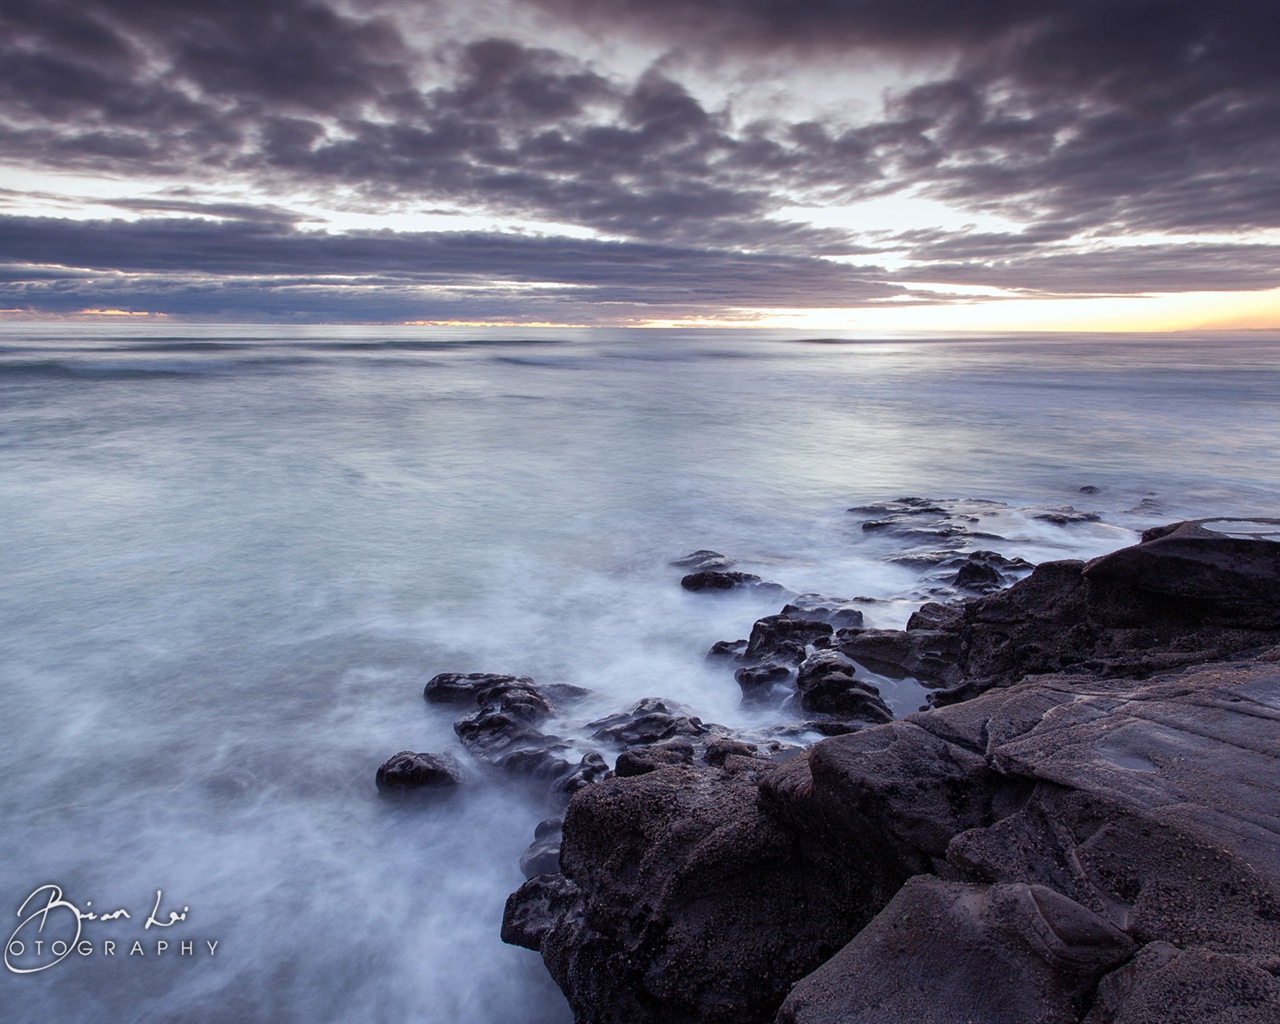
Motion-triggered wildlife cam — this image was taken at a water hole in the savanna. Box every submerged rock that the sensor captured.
[588,697,707,748]
[670,549,734,571]
[680,569,787,595]
[374,750,462,795]
[424,672,538,706]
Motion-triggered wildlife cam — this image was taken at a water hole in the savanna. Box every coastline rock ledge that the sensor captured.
[503,519,1280,1024]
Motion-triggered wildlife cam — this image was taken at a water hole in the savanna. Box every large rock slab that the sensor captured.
[504,762,893,1024]
[778,877,1133,1024]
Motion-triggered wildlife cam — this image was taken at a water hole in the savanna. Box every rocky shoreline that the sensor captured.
[379,507,1280,1022]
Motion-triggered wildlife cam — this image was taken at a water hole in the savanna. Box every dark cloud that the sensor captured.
[906,243,1280,296]
[0,214,903,320]
[1,0,1277,320]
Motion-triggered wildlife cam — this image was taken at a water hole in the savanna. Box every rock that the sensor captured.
[681,570,782,593]
[703,738,760,767]
[793,652,893,723]
[424,671,537,705]
[781,594,866,629]
[1084,518,1280,629]
[519,817,565,879]
[832,520,1280,704]
[743,615,833,664]
[504,764,885,1024]
[1080,485,1101,494]
[615,741,695,777]
[1033,505,1102,525]
[952,558,1002,590]
[778,878,1133,1024]
[374,750,463,795]
[588,697,707,747]
[501,873,580,951]
[1083,944,1280,1024]
[734,662,794,706]
[670,549,734,571]
[501,524,1280,1024]
[556,752,609,795]
[453,682,573,780]
[706,638,748,661]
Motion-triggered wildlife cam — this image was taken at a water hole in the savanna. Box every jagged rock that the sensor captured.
[504,763,886,1024]
[706,638,748,660]
[588,697,707,747]
[834,520,1280,704]
[424,671,537,705]
[781,594,866,629]
[778,878,1134,1024]
[1083,944,1280,1024]
[615,740,695,777]
[703,738,760,767]
[681,570,784,593]
[501,523,1280,1024]
[952,556,1003,591]
[734,662,794,706]
[374,750,463,795]
[556,752,609,795]
[520,817,565,879]
[1033,505,1102,524]
[793,651,893,723]
[670,549,734,571]
[744,615,833,664]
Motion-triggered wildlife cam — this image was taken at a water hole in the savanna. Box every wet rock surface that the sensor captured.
[374,750,463,795]
[503,519,1280,1024]
[826,518,1280,706]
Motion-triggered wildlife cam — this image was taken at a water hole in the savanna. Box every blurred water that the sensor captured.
[1,325,1277,1022]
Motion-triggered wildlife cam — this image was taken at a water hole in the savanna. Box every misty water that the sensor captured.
[2,325,1278,1022]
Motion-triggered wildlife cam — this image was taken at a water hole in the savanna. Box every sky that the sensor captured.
[1,0,1279,330]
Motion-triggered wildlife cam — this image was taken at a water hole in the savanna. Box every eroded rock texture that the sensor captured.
[504,521,1280,1024]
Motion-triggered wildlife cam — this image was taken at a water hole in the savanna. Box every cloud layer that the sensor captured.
[1,0,1277,321]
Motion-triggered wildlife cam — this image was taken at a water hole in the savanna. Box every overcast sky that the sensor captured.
[2,0,1278,328]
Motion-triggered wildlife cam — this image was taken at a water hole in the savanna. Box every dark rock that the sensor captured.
[588,697,707,747]
[833,627,963,685]
[952,557,1002,591]
[670,549,734,571]
[520,818,564,879]
[424,671,537,705]
[501,873,580,951]
[681,570,781,593]
[615,741,694,777]
[505,528,1280,1024]
[374,750,462,795]
[734,662,794,705]
[703,738,759,767]
[837,520,1280,705]
[781,594,866,629]
[793,652,893,723]
[744,615,833,664]
[1083,944,1280,1024]
[1080,485,1101,494]
[1033,505,1102,525]
[504,764,887,1024]
[778,878,1133,1024]
[555,752,609,795]
[706,638,748,661]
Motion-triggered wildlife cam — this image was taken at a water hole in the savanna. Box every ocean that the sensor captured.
[1,325,1277,1022]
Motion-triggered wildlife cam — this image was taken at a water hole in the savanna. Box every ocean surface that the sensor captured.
[1,325,1277,1022]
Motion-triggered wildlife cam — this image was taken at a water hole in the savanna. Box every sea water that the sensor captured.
[1,325,1277,1022]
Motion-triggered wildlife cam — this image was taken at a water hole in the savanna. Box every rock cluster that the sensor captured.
[503,519,1280,1023]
